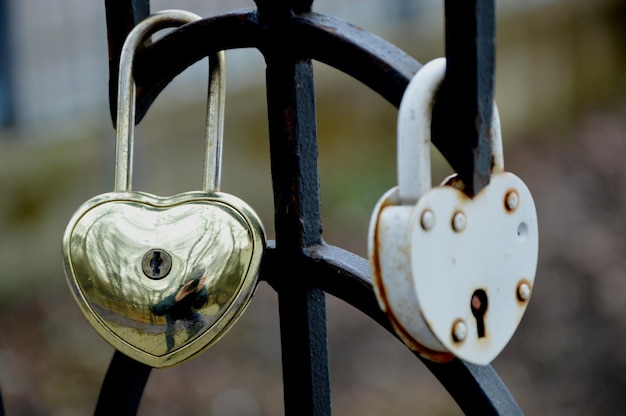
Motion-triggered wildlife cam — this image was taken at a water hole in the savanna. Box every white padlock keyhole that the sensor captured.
[368,58,538,365]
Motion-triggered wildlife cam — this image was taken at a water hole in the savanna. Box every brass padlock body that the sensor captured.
[62,9,265,368]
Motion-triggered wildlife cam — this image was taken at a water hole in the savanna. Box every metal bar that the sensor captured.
[253,0,313,16]
[277,281,331,415]
[264,46,332,413]
[94,351,151,416]
[0,384,4,416]
[261,242,524,415]
[128,11,420,124]
[265,57,323,248]
[260,4,331,410]
[0,0,14,127]
[104,0,150,126]
[431,0,495,196]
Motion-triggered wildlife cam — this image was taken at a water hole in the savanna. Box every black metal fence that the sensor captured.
[3,0,526,414]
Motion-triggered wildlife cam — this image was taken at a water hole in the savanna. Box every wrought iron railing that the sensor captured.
[9,1,524,414]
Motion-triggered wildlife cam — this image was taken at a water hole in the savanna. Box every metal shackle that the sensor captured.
[396,57,504,205]
[114,9,226,193]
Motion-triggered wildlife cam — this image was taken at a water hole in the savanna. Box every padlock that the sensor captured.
[368,58,538,365]
[62,10,265,368]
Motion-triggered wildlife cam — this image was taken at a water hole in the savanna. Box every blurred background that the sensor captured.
[0,0,625,415]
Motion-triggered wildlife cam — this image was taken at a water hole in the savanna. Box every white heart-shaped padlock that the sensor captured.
[368,58,538,365]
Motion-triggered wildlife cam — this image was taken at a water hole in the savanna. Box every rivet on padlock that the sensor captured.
[368,58,538,365]
[62,10,266,368]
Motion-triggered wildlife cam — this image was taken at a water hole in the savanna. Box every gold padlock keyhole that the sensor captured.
[142,249,172,279]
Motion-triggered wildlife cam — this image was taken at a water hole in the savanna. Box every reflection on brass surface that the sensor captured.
[62,10,258,368]
[63,191,265,368]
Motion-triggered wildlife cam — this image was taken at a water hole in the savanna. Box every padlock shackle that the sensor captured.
[397,58,503,205]
[114,9,226,193]
[204,53,226,192]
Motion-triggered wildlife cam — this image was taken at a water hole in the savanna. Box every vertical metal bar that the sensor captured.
[278,282,331,415]
[431,0,495,196]
[0,0,14,127]
[105,0,150,126]
[0,386,4,416]
[266,59,323,248]
[265,51,331,414]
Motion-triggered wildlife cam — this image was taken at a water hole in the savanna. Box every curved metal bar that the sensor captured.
[260,242,523,415]
[119,10,420,125]
[253,0,314,19]
[120,6,498,195]
[104,0,150,124]
[94,351,151,416]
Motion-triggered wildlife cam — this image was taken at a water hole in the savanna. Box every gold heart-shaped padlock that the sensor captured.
[62,10,265,368]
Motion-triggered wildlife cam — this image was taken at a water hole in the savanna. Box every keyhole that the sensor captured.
[150,251,163,276]
[141,249,172,280]
[471,289,488,338]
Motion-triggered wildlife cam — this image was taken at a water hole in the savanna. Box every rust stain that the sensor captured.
[388,311,454,363]
[516,278,532,305]
[371,203,453,364]
[504,188,518,214]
